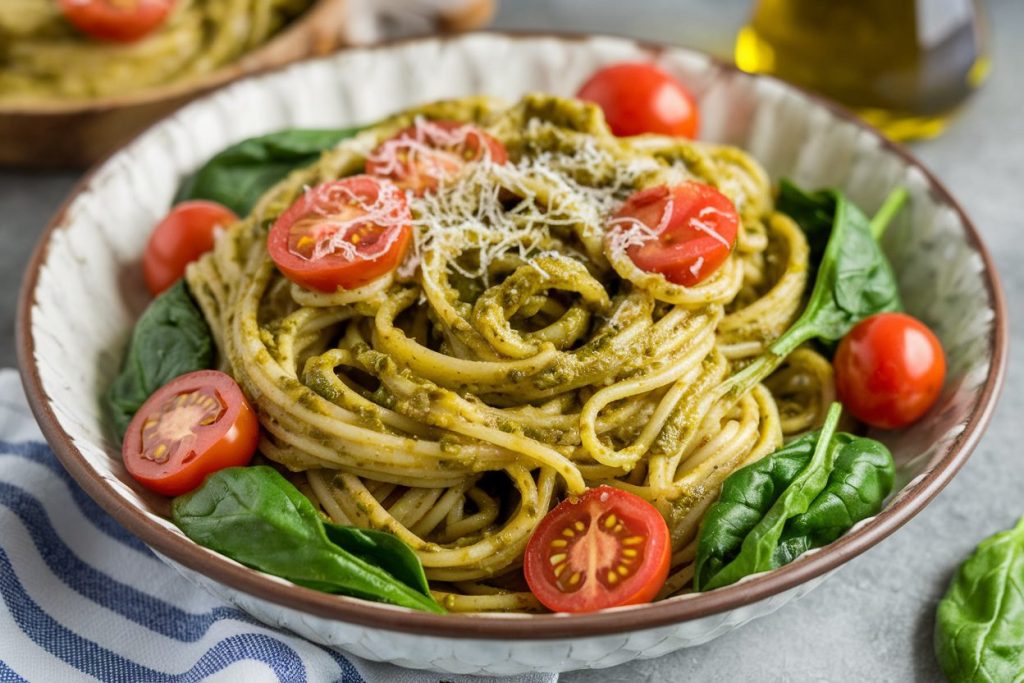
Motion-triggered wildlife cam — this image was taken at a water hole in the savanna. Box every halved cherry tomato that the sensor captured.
[834,312,946,430]
[524,486,671,613]
[365,120,508,195]
[267,176,412,292]
[606,182,739,287]
[143,200,238,296]
[577,63,700,138]
[59,0,175,43]
[122,370,259,496]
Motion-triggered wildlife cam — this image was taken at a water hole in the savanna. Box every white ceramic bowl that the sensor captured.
[18,33,1007,676]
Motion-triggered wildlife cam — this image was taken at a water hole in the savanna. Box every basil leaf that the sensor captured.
[171,467,445,614]
[176,128,362,216]
[695,403,895,591]
[936,518,1024,683]
[105,281,213,438]
[323,523,432,598]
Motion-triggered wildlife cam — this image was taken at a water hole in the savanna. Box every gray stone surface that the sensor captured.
[1,0,1021,680]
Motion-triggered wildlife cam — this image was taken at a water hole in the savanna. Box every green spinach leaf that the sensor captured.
[175,128,362,216]
[695,403,895,591]
[323,523,432,598]
[778,181,909,270]
[774,187,903,355]
[936,517,1024,683]
[105,281,213,438]
[776,180,835,265]
[773,433,894,566]
[171,467,445,614]
[720,184,906,399]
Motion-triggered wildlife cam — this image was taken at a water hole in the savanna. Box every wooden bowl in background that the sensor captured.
[0,0,495,168]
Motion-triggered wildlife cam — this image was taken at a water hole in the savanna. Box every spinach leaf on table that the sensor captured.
[936,517,1024,683]
[175,128,362,216]
[695,403,895,591]
[105,281,213,438]
[171,467,445,613]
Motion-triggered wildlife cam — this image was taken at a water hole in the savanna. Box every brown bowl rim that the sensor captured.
[0,0,345,115]
[16,31,1009,641]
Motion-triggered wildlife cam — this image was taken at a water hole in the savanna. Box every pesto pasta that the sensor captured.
[0,0,314,100]
[185,94,833,612]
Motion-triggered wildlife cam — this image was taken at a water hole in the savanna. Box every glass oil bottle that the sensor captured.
[735,0,990,140]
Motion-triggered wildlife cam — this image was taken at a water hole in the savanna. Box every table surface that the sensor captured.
[2,1,1021,681]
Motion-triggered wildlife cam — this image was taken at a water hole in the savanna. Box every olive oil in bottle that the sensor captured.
[735,0,990,140]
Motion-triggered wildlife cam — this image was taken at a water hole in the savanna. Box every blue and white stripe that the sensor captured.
[0,374,349,681]
[0,369,556,683]
[0,417,363,681]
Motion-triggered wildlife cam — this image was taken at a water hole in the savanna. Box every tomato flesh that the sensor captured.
[577,62,700,138]
[143,200,238,296]
[834,312,946,429]
[606,182,739,286]
[524,486,670,613]
[59,0,175,43]
[365,120,508,195]
[267,176,413,292]
[123,370,259,496]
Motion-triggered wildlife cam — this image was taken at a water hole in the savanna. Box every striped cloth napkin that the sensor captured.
[0,369,558,683]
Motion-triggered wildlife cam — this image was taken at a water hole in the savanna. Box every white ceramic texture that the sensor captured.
[26,34,996,675]
[159,550,831,674]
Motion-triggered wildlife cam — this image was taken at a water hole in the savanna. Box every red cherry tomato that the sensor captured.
[267,176,412,292]
[143,200,238,297]
[606,182,739,287]
[577,62,700,138]
[122,370,259,496]
[365,120,508,196]
[834,313,946,429]
[523,486,671,613]
[59,0,175,43]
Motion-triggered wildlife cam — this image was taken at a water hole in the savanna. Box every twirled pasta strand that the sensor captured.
[186,94,834,612]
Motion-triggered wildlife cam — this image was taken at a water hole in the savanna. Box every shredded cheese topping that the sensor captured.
[403,119,667,283]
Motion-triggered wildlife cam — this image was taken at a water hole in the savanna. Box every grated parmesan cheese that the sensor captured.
[403,118,664,285]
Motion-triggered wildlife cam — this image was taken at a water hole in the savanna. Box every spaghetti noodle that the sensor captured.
[186,94,833,612]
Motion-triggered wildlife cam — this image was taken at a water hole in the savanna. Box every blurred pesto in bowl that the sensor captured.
[0,0,315,101]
